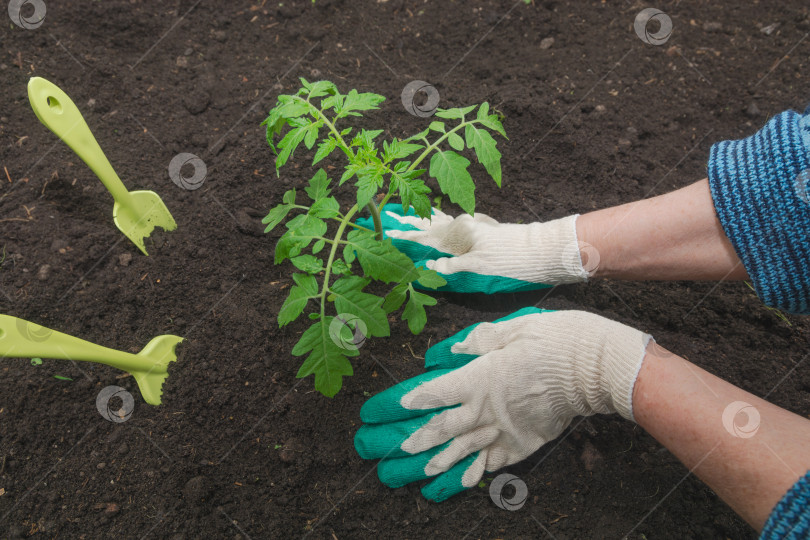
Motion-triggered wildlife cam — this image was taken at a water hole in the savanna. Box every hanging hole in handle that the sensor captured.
[46,96,63,114]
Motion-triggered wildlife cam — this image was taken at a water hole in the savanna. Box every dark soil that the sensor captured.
[2,1,809,538]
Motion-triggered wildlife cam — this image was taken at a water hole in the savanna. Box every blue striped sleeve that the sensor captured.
[707,107,810,314]
[761,470,810,539]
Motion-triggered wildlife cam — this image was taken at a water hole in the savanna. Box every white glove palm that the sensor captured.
[359,207,592,293]
[355,309,652,501]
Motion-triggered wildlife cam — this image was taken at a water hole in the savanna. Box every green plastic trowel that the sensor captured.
[27,77,177,255]
[0,314,182,405]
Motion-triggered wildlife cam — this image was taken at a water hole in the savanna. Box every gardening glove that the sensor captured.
[354,307,652,502]
[355,206,590,294]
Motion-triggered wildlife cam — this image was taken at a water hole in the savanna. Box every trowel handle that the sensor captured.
[27,77,132,204]
[0,315,136,369]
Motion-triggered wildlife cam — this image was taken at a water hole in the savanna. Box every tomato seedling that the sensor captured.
[263,78,506,396]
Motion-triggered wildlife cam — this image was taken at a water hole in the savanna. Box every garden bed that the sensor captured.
[1,0,809,538]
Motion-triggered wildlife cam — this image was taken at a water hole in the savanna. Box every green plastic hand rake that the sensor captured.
[0,315,182,405]
[27,77,177,255]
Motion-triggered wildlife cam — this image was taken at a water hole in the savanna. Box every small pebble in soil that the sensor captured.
[594,104,606,114]
[183,476,210,503]
[37,264,51,281]
[745,101,761,118]
[702,21,723,32]
[118,253,132,266]
[539,37,555,50]
[183,91,211,115]
[580,441,604,471]
[51,239,69,252]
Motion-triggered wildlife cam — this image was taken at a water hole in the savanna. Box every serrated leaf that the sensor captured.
[313,137,338,165]
[305,169,331,201]
[465,124,502,187]
[331,277,390,338]
[279,274,318,326]
[275,216,327,263]
[434,105,476,119]
[404,128,430,142]
[307,80,338,99]
[309,197,340,219]
[429,121,446,133]
[429,150,476,215]
[416,268,447,289]
[392,174,431,219]
[447,131,464,151]
[291,254,324,273]
[343,243,356,264]
[332,258,351,275]
[383,140,423,162]
[304,121,321,149]
[338,89,386,118]
[356,176,377,210]
[276,125,308,170]
[402,287,437,334]
[293,319,356,398]
[476,102,490,121]
[382,282,408,313]
[346,230,420,283]
[478,112,507,139]
[262,203,293,234]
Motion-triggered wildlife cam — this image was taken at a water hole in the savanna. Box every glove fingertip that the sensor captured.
[420,451,480,502]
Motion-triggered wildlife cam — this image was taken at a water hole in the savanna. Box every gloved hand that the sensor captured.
[355,206,591,294]
[354,307,652,502]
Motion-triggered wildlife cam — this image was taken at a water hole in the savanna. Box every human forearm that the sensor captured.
[633,343,810,530]
[576,179,749,281]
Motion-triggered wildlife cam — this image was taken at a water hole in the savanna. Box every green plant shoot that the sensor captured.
[262,78,506,397]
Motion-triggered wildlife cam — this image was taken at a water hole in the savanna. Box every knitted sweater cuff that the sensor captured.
[760,470,810,539]
[707,108,810,314]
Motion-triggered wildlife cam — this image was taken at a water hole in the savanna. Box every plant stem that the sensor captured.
[365,201,383,241]
[320,204,360,321]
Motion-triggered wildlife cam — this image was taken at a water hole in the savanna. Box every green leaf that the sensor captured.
[275,216,327,263]
[331,277,390,338]
[305,169,331,201]
[338,89,386,118]
[356,176,377,210]
[293,319,356,398]
[434,105,476,119]
[331,258,351,275]
[404,128,430,142]
[447,131,465,151]
[262,203,293,234]
[313,137,338,165]
[429,150,476,215]
[346,230,420,283]
[391,174,431,219]
[291,254,324,273]
[343,243,356,264]
[416,268,447,289]
[382,282,408,313]
[278,274,318,326]
[383,140,423,162]
[312,239,326,254]
[477,109,507,139]
[282,188,296,205]
[465,124,502,187]
[309,197,340,219]
[276,125,308,170]
[304,121,321,149]
[402,286,437,334]
[306,80,338,99]
[30,358,42,366]
[429,121,446,133]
